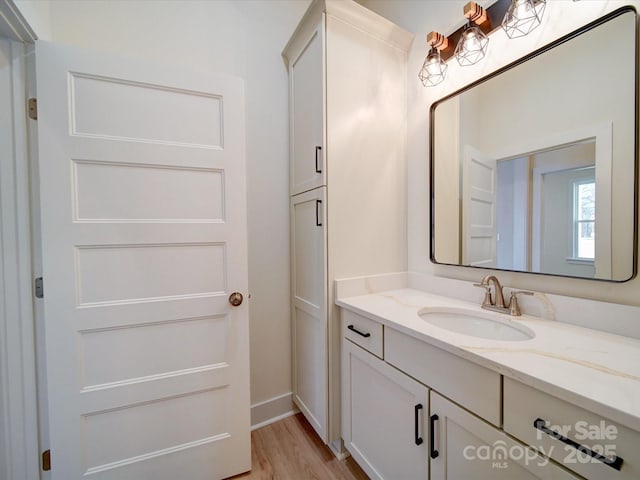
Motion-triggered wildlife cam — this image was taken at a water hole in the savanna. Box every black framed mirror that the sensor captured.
[430,6,638,282]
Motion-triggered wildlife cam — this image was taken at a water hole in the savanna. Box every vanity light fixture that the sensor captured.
[418,32,449,87]
[502,0,546,38]
[419,0,552,86]
[455,2,490,66]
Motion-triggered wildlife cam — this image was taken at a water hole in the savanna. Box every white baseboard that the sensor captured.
[250,392,298,431]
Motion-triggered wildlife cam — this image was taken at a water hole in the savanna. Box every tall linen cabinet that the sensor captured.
[283,0,412,449]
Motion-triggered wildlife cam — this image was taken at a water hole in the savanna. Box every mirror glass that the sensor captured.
[430,8,637,281]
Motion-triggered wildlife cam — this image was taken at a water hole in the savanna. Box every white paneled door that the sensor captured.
[35,41,250,479]
[462,145,497,268]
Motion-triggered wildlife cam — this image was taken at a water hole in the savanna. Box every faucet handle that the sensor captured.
[473,283,492,307]
[508,290,533,316]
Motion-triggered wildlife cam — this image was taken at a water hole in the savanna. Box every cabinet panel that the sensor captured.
[292,188,325,307]
[431,392,580,480]
[342,309,383,358]
[342,340,428,480]
[504,378,640,480]
[290,25,325,195]
[291,188,327,440]
[385,328,501,426]
[325,14,408,278]
[284,0,412,447]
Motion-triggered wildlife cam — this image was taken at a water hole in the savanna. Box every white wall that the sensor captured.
[15,0,311,411]
[361,0,640,309]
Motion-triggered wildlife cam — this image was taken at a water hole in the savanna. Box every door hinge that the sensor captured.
[28,98,38,120]
[42,449,51,471]
[34,277,44,298]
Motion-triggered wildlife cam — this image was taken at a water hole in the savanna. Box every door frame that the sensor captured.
[0,4,40,479]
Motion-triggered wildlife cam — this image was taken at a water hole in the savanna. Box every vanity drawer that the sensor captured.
[384,328,501,426]
[342,309,383,358]
[504,378,640,480]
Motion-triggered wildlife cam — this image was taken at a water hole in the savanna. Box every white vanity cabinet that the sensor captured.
[341,309,582,480]
[384,326,501,427]
[342,339,428,480]
[283,0,412,445]
[430,392,580,480]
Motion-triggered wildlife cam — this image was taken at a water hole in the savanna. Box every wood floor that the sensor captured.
[230,413,369,480]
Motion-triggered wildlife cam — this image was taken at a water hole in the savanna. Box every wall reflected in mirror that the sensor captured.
[431,7,637,281]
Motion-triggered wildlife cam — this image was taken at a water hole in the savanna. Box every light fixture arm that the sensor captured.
[427,31,449,51]
[464,1,489,25]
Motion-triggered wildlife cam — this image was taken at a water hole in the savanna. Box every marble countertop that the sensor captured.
[336,288,640,432]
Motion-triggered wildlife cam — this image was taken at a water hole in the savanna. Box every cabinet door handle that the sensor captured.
[315,200,322,227]
[429,414,439,459]
[533,418,623,471]
[315,146,322,173]
[414,404,424,446]
[347,324,370,338]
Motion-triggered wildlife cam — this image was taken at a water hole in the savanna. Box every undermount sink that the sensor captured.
[418,307,535,341]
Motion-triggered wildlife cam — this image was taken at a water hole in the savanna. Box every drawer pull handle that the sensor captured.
[315,146,322,173]
[430,414,439,458]
[315,200,322,227]
[533,418,623,471]
[347,324,370,338]
[414,404,424,446]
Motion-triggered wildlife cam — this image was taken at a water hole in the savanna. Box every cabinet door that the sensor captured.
[430,392,581,480]
[291,187,327,441]
[342,339,428,480]
[289,24,325,195]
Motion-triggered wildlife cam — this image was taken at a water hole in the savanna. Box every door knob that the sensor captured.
[229,292,244,307]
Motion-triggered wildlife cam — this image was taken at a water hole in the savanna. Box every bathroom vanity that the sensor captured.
[337,275,640,480]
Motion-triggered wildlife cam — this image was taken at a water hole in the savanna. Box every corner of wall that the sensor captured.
[250,392,298,431]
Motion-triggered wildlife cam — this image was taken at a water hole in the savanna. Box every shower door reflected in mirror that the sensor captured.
[430,7,637,281]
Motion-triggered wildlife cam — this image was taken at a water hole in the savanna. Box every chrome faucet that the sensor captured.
[473,275,533,316]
